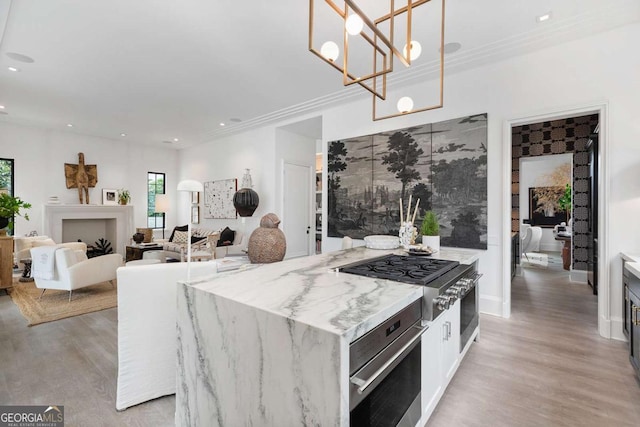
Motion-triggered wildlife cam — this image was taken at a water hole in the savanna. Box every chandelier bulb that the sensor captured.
[320,41,340,62]
[345,14,364,35]
[397,97,414,114]
[403,40,422,61]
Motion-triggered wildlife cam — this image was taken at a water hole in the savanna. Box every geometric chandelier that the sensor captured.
[308,0,446,121]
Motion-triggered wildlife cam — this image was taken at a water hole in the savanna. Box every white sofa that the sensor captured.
[116,261,218,410]
[32,247,123,301]
[15,235,87,268]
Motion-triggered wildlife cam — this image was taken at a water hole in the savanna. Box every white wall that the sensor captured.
[519,154,572,252]
[177,126,277,239]
[178,22,639,336]
[0,122,179,240]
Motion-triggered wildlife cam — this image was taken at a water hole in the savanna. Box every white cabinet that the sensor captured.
[421,320,442,420]
[421,300,461,424]
[441,300,460,385]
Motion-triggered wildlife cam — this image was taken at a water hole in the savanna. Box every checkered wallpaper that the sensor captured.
[512,114,598,270]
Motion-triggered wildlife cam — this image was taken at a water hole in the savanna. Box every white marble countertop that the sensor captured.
[185,246,481,343]
[621,252,640,263]
[625,262,640,279]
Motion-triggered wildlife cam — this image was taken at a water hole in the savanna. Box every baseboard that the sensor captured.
[570,269,587,283]
[479,295,503,317]
[609,316,627,342]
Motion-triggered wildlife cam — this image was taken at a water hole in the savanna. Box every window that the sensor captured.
[147,172,166,230]
[0,158,13,195]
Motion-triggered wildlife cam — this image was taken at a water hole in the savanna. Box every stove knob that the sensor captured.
[435,295,451,310]
[446,288,460,298]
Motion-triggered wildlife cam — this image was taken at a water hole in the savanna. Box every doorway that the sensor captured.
[502,104,610,338]
[282,162,313,259]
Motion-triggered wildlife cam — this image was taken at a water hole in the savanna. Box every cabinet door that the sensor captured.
[441,300,461,384]
[421,320,442,419]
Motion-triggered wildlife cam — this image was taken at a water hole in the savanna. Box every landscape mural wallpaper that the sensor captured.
[327,114,488,249]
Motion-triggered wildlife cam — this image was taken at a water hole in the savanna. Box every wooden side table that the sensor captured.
[0,235,14,290]
[126,244,163,262]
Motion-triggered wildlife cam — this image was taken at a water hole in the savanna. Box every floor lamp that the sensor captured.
[154,194,170,239]
[177,179,203,282]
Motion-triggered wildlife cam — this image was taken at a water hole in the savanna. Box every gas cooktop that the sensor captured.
[339,254,460,286]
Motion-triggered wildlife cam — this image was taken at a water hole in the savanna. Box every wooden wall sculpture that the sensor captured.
[64,152,98,204]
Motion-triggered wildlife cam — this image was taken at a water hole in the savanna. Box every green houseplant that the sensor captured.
[420,210,440,251]
[118,189,131,205]
[0,193,32,233]
[558,183,572,221]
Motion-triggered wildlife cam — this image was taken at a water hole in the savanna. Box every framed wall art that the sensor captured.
[102,188,118,205]
[203,178,237,219]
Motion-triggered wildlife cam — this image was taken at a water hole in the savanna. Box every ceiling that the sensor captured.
[0,0,638,149]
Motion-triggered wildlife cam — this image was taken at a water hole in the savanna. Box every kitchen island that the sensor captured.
[176,246,480,426]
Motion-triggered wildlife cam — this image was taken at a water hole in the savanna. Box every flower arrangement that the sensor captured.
[118,189,131,205]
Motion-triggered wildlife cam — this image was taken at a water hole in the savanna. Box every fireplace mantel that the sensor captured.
[43,204,134,257]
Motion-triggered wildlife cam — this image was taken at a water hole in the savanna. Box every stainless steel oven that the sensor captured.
[349,299,426,427]
[458,267,481,353]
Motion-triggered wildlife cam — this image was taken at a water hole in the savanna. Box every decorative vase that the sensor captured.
[119,199,128,205]
[398,222,415,249]
[247,213,286,263]
[132,232,145,244]
[0,217,8,230]
[233,169,259,217]
[422,235,440,252]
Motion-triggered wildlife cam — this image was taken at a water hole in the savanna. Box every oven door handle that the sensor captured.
[350,323,428,395]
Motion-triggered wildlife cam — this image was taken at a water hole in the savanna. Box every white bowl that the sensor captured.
[364,235,400,250]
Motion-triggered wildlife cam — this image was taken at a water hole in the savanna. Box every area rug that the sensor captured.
[7,278,117,326]
[522,252,549,268]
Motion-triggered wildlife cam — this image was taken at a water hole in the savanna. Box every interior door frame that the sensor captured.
[502,103,611,338]
[281,160,314,258]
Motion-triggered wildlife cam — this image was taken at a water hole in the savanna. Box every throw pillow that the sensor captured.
[217,227,235,247]
[172,230,189,244]
[191,236,206,245]
[169,225,188,242]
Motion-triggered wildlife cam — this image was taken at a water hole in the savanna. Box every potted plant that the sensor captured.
[420,210,440,252]
[118,189,131,205]
[558,183,572,222]
[0,193,31,234]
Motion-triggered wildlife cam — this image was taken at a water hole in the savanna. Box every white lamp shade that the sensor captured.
[320,41,339,62]
[154,194,169,213]
[345,14,364,35]
[397,96,414,113]
[177,179,203,192]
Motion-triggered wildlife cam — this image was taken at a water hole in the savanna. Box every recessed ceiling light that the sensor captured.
[120,133,127,137]
[67,123,73,127]
[439,42,462,54]
[0,105,5,109]
[5,52,35,63]
[220,123,225,127]
[536,12,552,23]
[173,138,179,142]
[7,66,20,72]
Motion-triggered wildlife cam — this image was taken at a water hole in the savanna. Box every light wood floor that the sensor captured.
[428,254,640,427]
[1,257,639,426]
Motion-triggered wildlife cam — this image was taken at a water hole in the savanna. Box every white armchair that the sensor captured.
[15,236,87,269]
[32,247,123,301]
[521,226,543,260]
